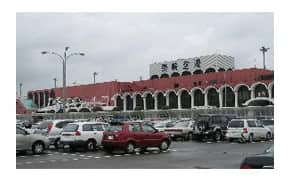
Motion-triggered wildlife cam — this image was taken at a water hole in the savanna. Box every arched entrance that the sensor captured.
[221,87,235,107]
[180,90,191,109]
[126,95,133,110]
[254,84,269,98]
[218,68,225,72]
[207,88,219,107]
[145,94,154,110]
[157,92,166,109]
[169,91,178,109]
[193,69,203,74]
[171,72,180,77]
[150,75,159,80]
[181,71,191,76]
[116,96,123,110]
[237,85,251,107]
[160,74,169,78]
[205,68,216,73]
[135,94,143,110]
[193,89,204,106]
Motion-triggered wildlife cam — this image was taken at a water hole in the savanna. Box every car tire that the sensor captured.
[125,142,135,154]
[54,138,61,149]
[266,132,271,141]
[159,140,170,151]
[86,139,97,151]
[228,138,233,142]
[32,141,45,154]
[214,130,222,142]
[248,134,254,143]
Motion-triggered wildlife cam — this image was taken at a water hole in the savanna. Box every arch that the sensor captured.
[204,86,218,94]
[234,83,250,92]
[220,86,235,107]
[150,75,159,80]
[193,69,203,74]
[193,89,204,106]
[135,93,144,110]
[243,97,274,107]
[268,82,274,99]
[227,68,233,71]
[125,94,133,110]
[181,71,191,76]
[169,91,178,109]
[171,72,180,77]
[206,88,219,107]
[116,95,123,110]
[180,90,191,109]
[177,88,189,96]
[218,68,225,72]
[190,87,204,94]
[237,85,251,107]
[156,92,166,109]
[251,82,269,98]
[145,93,154,110]
[142,91,153,98]
[205,67,216,73]
[160,74,169,78]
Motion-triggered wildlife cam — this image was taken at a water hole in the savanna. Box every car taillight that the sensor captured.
[47,124,52,133]
[75,131,81,136]
[240,164,253,169]
[243,128,248,133]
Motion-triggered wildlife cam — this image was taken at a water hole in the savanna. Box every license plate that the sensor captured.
[108,136,113,140]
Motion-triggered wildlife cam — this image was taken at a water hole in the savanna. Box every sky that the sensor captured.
[16,13,273,96]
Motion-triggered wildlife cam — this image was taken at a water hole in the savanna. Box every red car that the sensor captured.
[102,121,171,154]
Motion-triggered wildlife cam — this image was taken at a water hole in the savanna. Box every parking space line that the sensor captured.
[124,154,131,156]
[25,162,32,164]
[113,155,121,157]
[87,156,93,158]
[39,161,46,163]
[94,157,100,159]
[49,160,56,162]
[104,156,111,158]
[33,155,40,157]
[73,158,79,160]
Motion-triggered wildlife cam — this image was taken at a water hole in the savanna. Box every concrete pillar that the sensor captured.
[133,96,136,110]
[251,88,255,99]
[38,93,41,109]
[166,94,169,106]
[268,89,272,99]
[219,91,223,108]
[178,94,181,110]
[143,97,147,110]
[191,92,194,108]
[32,94,35,106]
[154,95,158,110]
[204,92,208,107]
[113,96,117,107]
[43,93,46,107]
[123,96,127,112]
[234,91,238,107]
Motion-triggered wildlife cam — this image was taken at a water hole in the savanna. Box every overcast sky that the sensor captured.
[16,13,273,95]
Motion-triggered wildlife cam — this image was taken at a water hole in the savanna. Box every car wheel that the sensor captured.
[86,140,96,151]
[159,140,169,151]
[214,131,222,142]
[126,142,135,154]
[32,141,45,154]
[266,132,271,141]
[228,138,233,142]
[248,134,254,143]
[54,138,61,149]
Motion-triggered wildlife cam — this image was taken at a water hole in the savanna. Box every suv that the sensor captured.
[102,122,171,154]
[226,119,272,142]
[60,122,108,151]
[261,119,274,137]
[194,114,237,141]
[164,120,195,141]
[34,119,75,148]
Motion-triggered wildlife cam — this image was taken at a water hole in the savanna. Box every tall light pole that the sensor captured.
[19,82,22,98]
[42,47,85,112]
[260,46,270,69]
[53,78,57,88]
[93,72,98,84]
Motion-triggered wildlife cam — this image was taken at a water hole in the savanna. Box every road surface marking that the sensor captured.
[94,156,100,159]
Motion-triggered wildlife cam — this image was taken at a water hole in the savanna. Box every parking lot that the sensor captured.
[16,139,273,169]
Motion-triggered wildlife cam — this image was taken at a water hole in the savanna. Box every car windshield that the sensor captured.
[174,121,189,128]
[262,120,274,125]
[228,120,244,128]
[37,121,52,129]
[63,124,79,132]
[107,125,123,132]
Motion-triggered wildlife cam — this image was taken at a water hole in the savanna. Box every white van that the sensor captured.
[226,119,272,142]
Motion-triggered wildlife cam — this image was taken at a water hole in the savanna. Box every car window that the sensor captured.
[129,124,142,132]
[38,121,53,129]
[56,121,74,128]
[91,124,104,131]
[247,120,257,127]
[228,121,244,128]
[107,125,122,132]
[16,127,26,135]
[262,120,274,126]
[142,124,156,132]
[63,124,79,132]
[174,121,189,127]
[256,120,264,127]
[83,124,93,131]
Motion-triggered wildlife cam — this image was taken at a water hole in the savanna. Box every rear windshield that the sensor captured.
[228,120,244,128]
[107,125,123,132]
[37,121,52,129]
[174,121,189,128]
[63,124,79,132]
[262,120,274,125]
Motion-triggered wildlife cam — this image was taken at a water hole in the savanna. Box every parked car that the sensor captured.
[60,122,108,151]
[164,120,195,141]
[226,119,272,142]
[153,120,177,132]
[16,126,49,154]
[194,114,237,141]
[240,144,274,169]
[102,121,171,154]
[34,119,75,148]
[261,119,274,137]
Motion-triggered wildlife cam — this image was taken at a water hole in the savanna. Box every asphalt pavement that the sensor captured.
[16,140,273,169]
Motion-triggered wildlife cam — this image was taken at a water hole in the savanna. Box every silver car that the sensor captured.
[16,126,49,154]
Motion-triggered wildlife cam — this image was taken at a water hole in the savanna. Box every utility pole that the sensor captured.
[19,82,22,98]
[93,72,98,84]
[260,46,270,69]
[53,78,57,88]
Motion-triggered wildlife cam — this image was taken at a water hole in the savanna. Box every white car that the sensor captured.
[226,119,272,142]
[261,119,274,137]
[164,120,195,141]
[60,122,108,151]
[153,120,177,132]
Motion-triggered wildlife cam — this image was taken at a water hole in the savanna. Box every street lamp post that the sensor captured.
[93,72,98,84]
[19,82,22,98]
[53,78,57,88]
[42,47,85,112]
[260,46,270,69]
